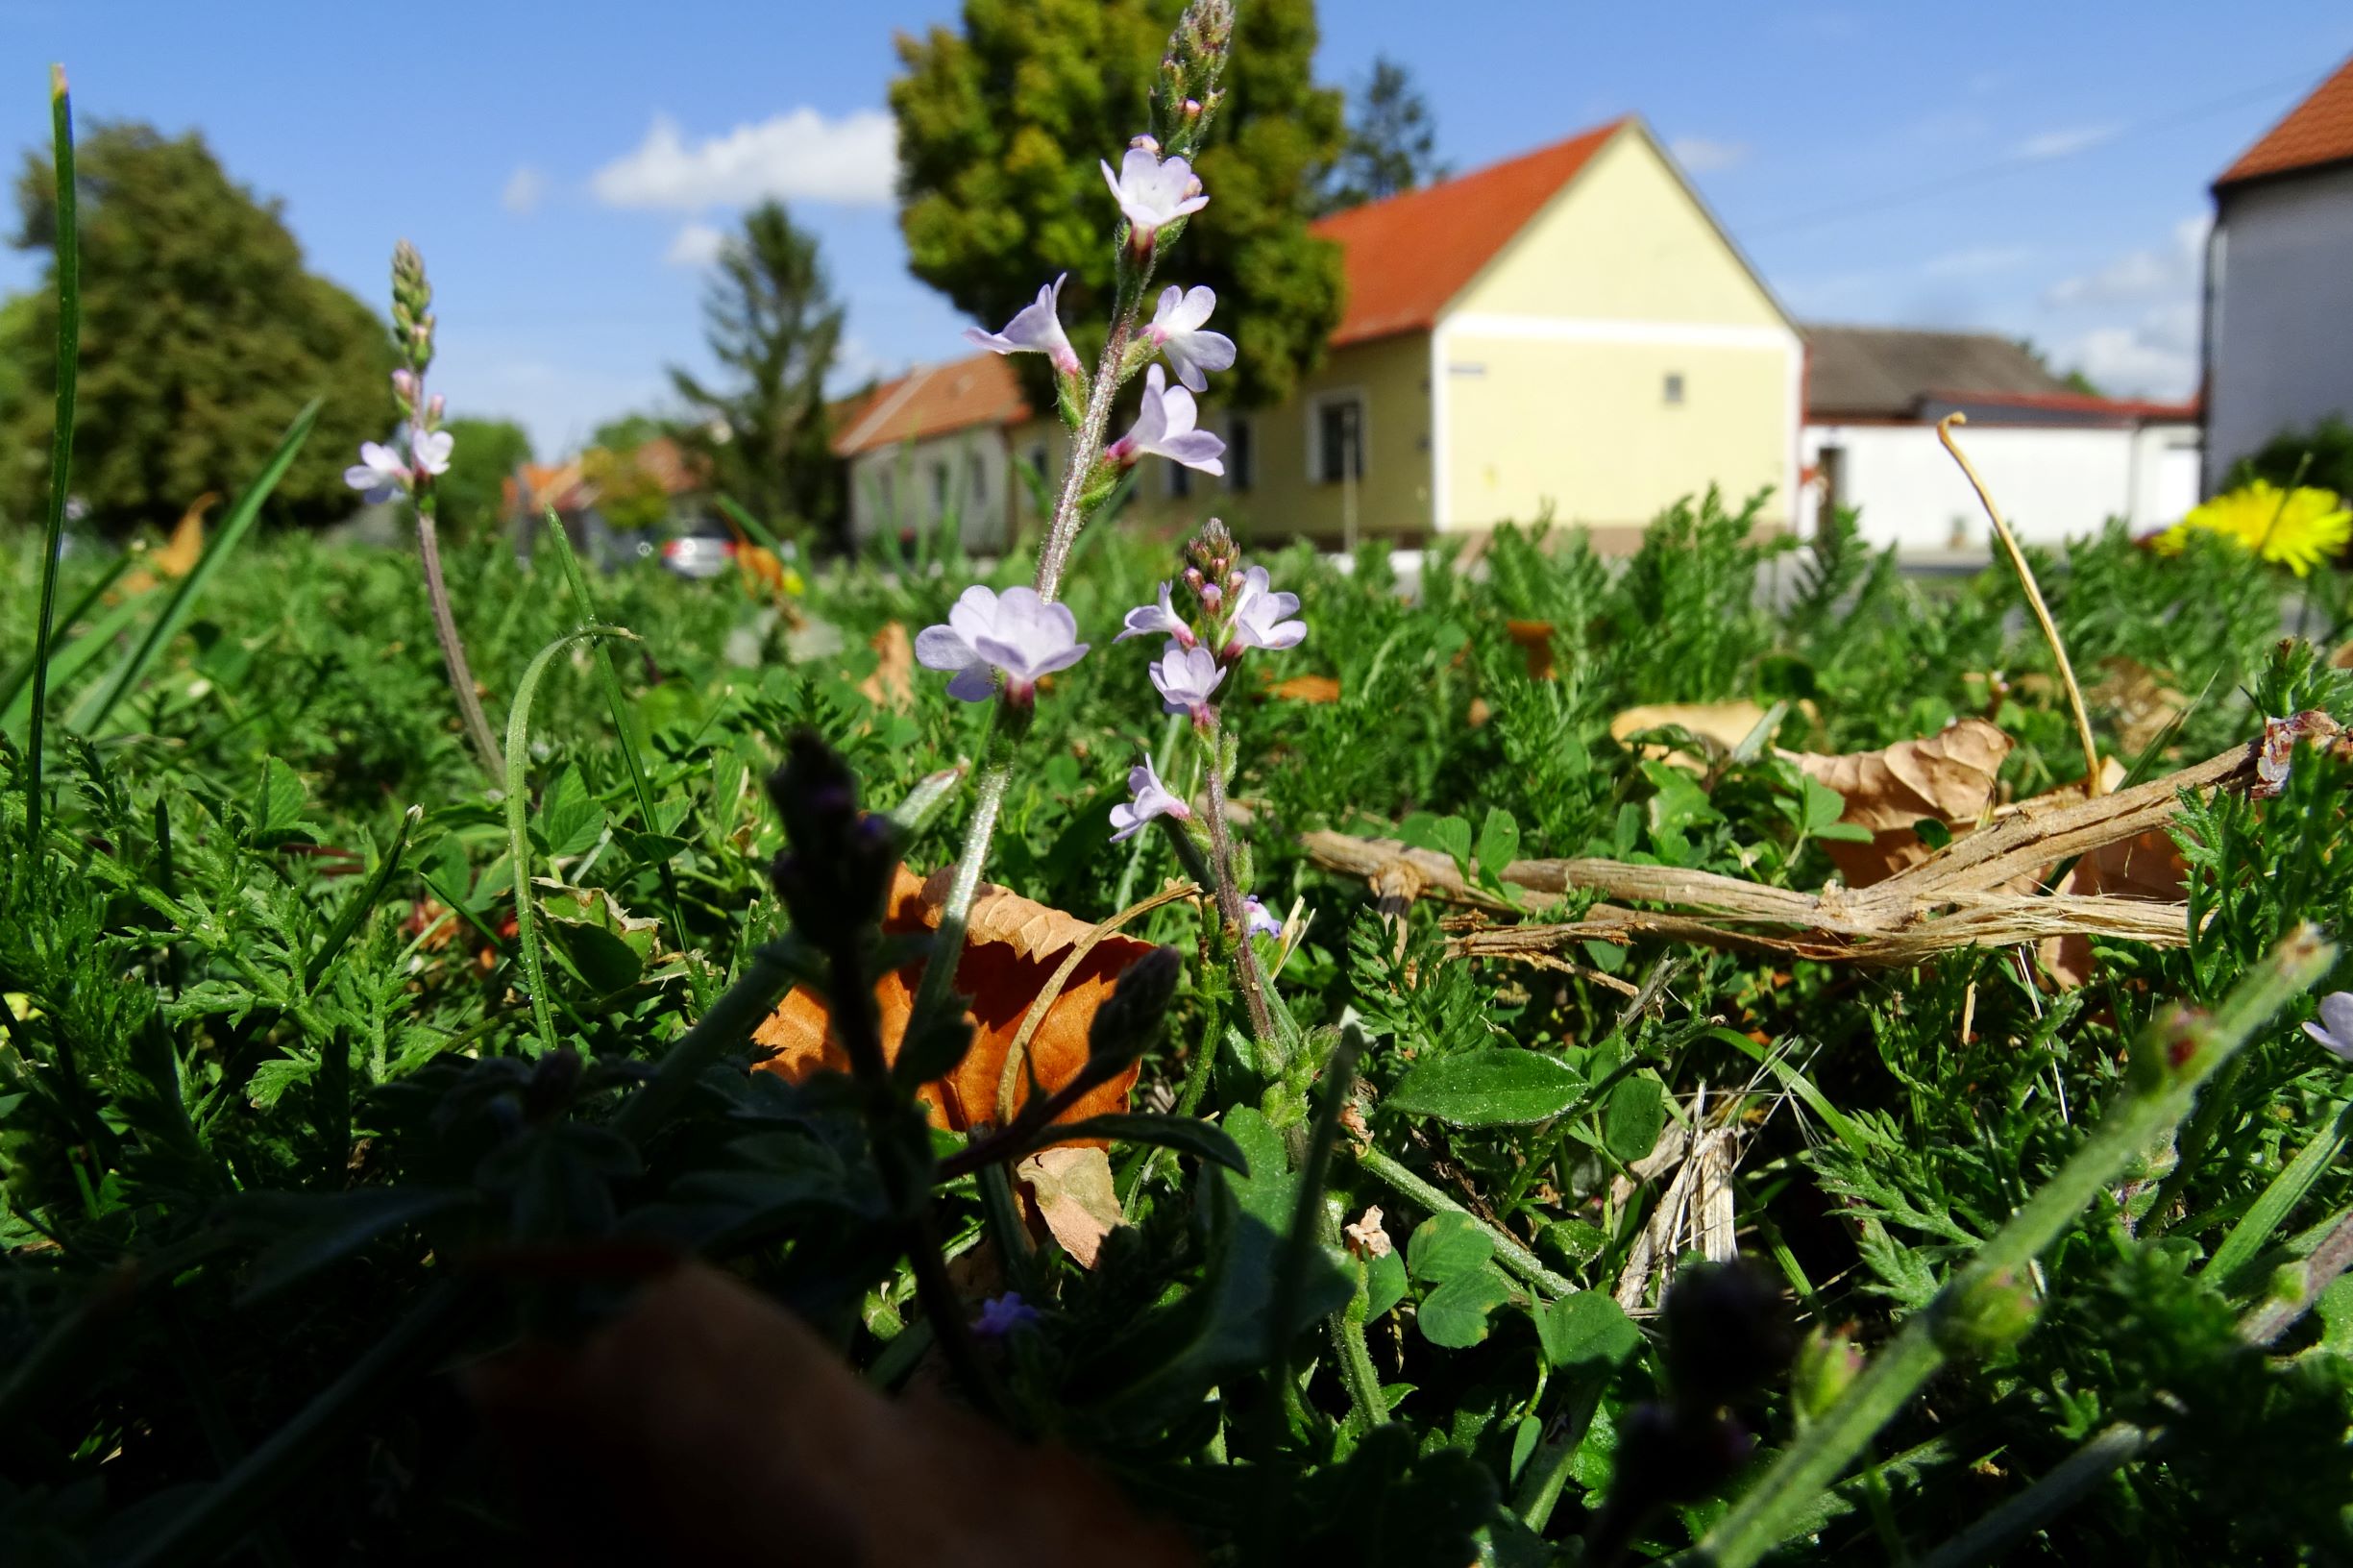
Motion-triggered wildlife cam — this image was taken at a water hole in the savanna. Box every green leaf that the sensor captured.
[1476,806,1521,877]
[249,755,308,847]
[1051,1113,1251,1176]
[1365,1249,1409,1318]
[1417,1264,1517,1348]
[1401,811,1473,872]
[1386,1048,1582,1127]
[1816,821,1876,843]
[1536,1291,1641,1369]
[1800,775,1848,834]
[1603,1074,1667,1164]
[537,765,607,859]
[1408,1212,1495,1285]
[1911,817,1953,850]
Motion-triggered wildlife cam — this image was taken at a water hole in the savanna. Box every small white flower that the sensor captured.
[1115,581,1194,648]
[411,426,454,478]
[964,273,1083,379]
[1223,565,1305,655]
[1150,638,1225,721]
[1099,144,1209,247]
[1146,284,1236,394]
[1109,759,1192,842]
[344,440,410,502]
[1242,894,1283,940]
[2306,991,2353,1064]
[1107,365,1224,476]
[915,584,1090,704]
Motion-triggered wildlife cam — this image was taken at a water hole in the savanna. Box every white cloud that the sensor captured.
[2044,215,2208,306]
[1669,136,1750,173]
[2059,303,2201,397]
[2012,124,2120,161]
[502,164,548,215]
[663,221,728,268]
[1921,244,2032,279]
[592,109,897,210]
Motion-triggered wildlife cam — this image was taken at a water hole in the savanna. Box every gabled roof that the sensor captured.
[1310,119,1627,347]
[1803,325,2073,419]
[831,352,1032,457]
[2216,55,2353,189]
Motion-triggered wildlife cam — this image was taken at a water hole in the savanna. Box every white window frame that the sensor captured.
[1306,386,1369,485]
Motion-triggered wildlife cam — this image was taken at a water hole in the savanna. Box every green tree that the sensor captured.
[589,411,669,453]
[893,0,1344,409]
[2227,416,2353,503]
[434,416,533,540]
[1316,55,1447,213]
[666,201,842,532]
[2,122,395,534]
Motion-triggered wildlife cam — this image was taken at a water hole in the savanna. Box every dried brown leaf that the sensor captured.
[1611,700,1772,770]
[1792,718,2014,886]
[1017,1145,1122,1267]
[859,623,915,711]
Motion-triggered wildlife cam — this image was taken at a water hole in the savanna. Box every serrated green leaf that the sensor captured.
[1603,1074,1667,1164]
[1476,806,1520,877]
[1387,1047,1582,1127]
[537,765,607,859]
[1401,810,1473,871]
[1536,1291,1641,1369]
[1417,1262,1516,1348]
[250,755,308,847]
[1409,1212,1494,1285]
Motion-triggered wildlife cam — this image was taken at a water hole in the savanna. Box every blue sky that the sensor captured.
[2,1,2347,456]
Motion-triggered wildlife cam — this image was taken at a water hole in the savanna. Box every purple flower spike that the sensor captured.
[964,273,1083,379]
[1223,565,1306,655]
[1116,581,1194,647]
[1109,758,1193,842]
[1151,639,1225,722]
[2306,991,2353,1064]
[916,584,1090,705]
[1106,365,1224,477]
[1099,145,1209,249]
[1147,284,1236,394]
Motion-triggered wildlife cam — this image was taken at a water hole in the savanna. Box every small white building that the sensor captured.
[2202,54,2353,491]
[1799,326,2200,560]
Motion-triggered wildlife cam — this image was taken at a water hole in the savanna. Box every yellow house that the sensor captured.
[839,116,1802,552]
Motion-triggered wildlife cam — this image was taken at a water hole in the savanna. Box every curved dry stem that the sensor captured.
[993,879,1200,1124]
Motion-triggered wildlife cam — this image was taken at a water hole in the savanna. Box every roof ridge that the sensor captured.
[2216,53,2353,188]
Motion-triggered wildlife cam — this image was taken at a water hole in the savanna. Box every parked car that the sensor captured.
[650,517,735,580]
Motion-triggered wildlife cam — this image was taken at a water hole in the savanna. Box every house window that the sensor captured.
[968,452,987,506]
[1663,372,1685,405]
[1164,458,1192,500]
[1027,443,1048,484]
[1311,392,1366,484]
[930,460,951,512]
[1227,415,1254,491]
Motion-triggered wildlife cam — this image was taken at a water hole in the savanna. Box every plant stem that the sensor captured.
[1694,925,2332,1568]
[2205,1092,2353,1284]
[1199,707,1278,1050]
[1913,1421,2153,1568]
[906,752,1012,1042]
[1355,1142,1581,1298]
[415,502,505,781]
[25,66,78,854]
[2240,1200,2353,1346]
[1331,1263,1389,1433]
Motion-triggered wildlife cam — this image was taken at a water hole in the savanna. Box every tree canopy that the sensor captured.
[435,416,533,540]
[893,0,1344,410]
[1316,55,1447,213]
[2,122,395,534]
[667,201,843,534]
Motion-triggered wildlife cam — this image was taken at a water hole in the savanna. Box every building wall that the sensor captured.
[845,429,1015,552]
[1437,127,1801,538]
[1800,421,2202,555]
[2207,164,2353,489]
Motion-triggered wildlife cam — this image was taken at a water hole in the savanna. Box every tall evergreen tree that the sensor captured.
[1317,55,1447,213]
[893,0,1344,409]
[666,201,843,532]
[2,123,395,533]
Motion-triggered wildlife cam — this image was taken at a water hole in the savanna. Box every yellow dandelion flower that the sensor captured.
[2155,479,2353,576]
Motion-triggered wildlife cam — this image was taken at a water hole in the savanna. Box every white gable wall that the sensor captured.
[2206,163,2353,489]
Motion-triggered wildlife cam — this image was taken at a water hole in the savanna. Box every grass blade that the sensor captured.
[0,554,135,730]
[2205,1093,2353,1286]
[75,398,320,733]
[24,64,80,850]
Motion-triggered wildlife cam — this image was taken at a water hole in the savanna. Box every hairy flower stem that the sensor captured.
[1355,1143,1581,1298]
[1198,708,1278,1051]
[1692,925,2333,1568]
[907,743,1012,1040]
[1034,269,1157,602]
[414,501,504,781]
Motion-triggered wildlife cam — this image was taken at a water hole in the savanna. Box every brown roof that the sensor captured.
[1803,326,2074,419]
[831,352,1033,456]
[1310,119,1627,347]
[2217,55,2353,188]
[628,435,706,497]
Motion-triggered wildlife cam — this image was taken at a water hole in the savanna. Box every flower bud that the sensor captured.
[1933,1266,2040,1360]
[425,393,445,425]
[391,368,418,404]
[1224,569,1244,595]
[1790,1326,1863,1428]
[1087,945,1184,1066]
[1184,566,1205,596]
[1129,133,1162,156]
[1183,98,1202,119]
[1200,583,1222,613]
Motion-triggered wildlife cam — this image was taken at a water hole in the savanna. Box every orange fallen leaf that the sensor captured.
[118,492,214,596]
[1505,620,1556,679]
[754,867,1154,1135]
[1792,719,2013,887]
[1611,700,1773,769]
[859,623,916,711]
[2041,823,2189,987]
[1269,674,1340,704]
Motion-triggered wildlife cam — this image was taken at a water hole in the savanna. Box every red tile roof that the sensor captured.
[1310,119,1628,347]
[831,352,1033,456]
[1926,387,2202,422]
[2217,55,2353,188]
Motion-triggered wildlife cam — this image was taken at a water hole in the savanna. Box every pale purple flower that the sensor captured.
[344,441,409,503]
[1146,284,1236,394]
[915,584,1089,704]
[411,426,453,478]
[1115,581,1194,648]
[1242,894,1282,940]
[964,273,1082,379]
[1151,639,1225,721]
[1223,566,1306,655]
[2306,992,2353,1064]
[972,1291,1041,1339]
[1100,145,1209,247]
[1109,759,1192,842]
[1106,365,1224,477]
